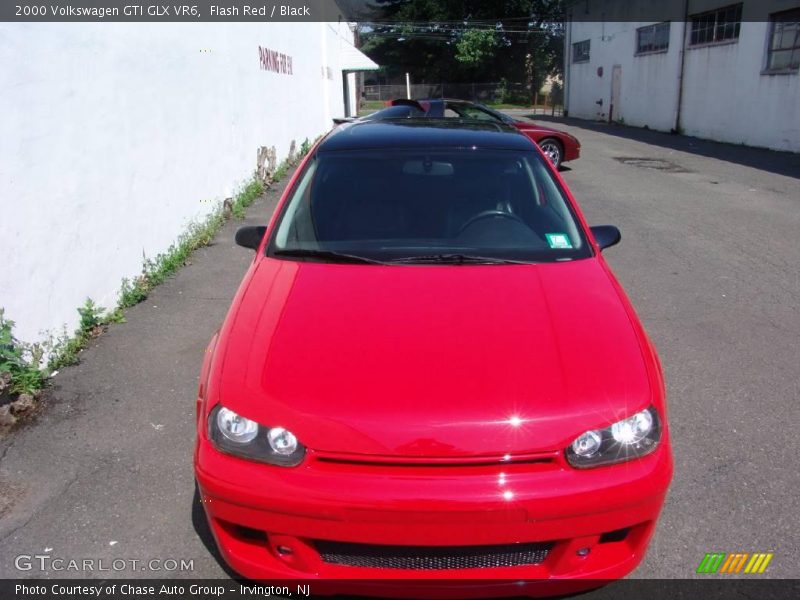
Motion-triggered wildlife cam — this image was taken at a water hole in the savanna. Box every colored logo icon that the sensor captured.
[697,552,773,574]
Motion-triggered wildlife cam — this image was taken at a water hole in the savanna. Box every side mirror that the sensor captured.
[235,226,267,251]
[590,225,621,250]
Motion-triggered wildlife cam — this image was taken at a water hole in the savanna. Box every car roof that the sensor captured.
[318,118,532,152]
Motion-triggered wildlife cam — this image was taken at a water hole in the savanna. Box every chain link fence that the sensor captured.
[362,81,563,115]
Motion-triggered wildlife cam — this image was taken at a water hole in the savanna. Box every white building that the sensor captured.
[564,1,800,152]
[0,22,377,345]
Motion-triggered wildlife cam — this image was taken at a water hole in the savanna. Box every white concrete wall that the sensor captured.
[681,19,800,151]
[565,0,800,152]
[566,20,683,132]
[0,22,356,344]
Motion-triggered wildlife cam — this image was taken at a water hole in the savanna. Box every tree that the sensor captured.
[456,29,499,69]
[359,0,565,87]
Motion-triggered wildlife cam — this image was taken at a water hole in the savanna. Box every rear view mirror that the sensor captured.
[235,226,267,251]
[590,225,621,250]
[402,160,454,176]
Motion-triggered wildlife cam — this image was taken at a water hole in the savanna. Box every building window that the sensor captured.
[766,8,800,71]
[572,39,590,63]
[636,22,671,54]
[690,3,742,46]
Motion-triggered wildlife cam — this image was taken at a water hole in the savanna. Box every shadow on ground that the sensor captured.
[526,115,800,180]
[191,483,242,579]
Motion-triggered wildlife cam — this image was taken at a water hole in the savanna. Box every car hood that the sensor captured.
[218,258,652,458]
[513,120,571,137]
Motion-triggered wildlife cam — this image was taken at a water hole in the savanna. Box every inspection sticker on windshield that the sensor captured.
[545,233,573,249]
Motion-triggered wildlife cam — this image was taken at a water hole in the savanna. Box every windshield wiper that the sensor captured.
[272,248,387,265]
[388,253,533,265]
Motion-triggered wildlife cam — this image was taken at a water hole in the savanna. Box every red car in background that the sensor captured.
[373,98,580,169]
[195,119,671,597]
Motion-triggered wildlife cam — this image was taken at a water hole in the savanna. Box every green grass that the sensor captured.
[231,179,266,219]
[360,100,385,111]
[484,102,534,109]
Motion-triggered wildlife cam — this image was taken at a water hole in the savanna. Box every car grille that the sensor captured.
[315,540,552,570]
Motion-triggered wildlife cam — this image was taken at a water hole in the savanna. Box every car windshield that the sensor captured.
[269,148,591,264]
[362,105,426,120]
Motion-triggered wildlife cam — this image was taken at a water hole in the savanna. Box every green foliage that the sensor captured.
[119,176,266,305]
[119,276,150,307]
[48,299,123,372]
[231,180,264,219]
[273,161,289,182]
[1,299,123,396]
[549,80,564,105]
[78,299,104,332]
[455,29,498,67]
[0,309,46,395]
[360,0,565,85]
[49,329,84,370]
[495,77,531,105]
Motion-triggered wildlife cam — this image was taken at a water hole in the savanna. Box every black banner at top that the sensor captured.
[0,1,788,23]
[3,1,352,22]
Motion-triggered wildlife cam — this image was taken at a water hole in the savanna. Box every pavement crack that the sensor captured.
[0,470,80,543]
[0,437,18,463]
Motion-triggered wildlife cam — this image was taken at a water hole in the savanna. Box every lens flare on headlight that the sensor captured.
[610,409,653,444]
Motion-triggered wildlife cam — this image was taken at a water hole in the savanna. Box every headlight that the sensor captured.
[216,407,258,443]
[565,407,661,468]
[267,427,299,455]
[208,405,305,466]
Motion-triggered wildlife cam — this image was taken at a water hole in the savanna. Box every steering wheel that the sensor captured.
[457,209,526,235]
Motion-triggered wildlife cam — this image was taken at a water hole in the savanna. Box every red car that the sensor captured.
[367,99,580,169]
[195,119,672,596]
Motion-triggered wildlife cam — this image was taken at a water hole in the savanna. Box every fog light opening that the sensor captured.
[599,527,631,544]
[276,545,294,556]
[576,547,591,557]
[232,524,267,542]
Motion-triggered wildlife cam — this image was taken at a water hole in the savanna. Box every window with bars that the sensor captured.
[636,22,671,54]
[690,3,742,46]
[572,39,590,63]
[766,8,800,71]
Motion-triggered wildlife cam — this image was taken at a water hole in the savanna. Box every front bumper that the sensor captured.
[195,440,671,596]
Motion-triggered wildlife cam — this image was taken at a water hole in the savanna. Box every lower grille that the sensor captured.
[315,540,552,570]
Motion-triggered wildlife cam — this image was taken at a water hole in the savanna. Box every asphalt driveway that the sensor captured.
[1,117,798,587]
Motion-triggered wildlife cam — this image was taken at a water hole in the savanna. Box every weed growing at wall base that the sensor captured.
[1,139,314,402]
[0,309,46,396]
[231,179,265,219]
[118,179,264,307]
[47,299,125,372]
[0,301,124,398]
[117,142,314,310]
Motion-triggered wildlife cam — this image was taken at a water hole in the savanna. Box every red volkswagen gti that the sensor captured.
[194,119,672,597]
